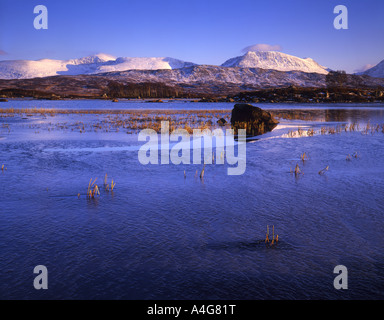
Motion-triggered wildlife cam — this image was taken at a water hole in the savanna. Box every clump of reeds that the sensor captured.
[291,163,303,177]
[87,178,100,198]
[300,152,309,163]
[297,127,304,137]
[346,152,360,161]
[287,130,295,138]
[318,166,329,175]
[265,225,270,243]
[103,173,116,191]
[265,225,278,246]
[271,225,278,245]
[320,127,327,135]
[200,164,205,180]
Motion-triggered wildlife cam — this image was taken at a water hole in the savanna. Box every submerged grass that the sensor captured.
[0,108,232,134]
[103,174,116,192]
[87,178,100,199]
[265,225,279,246]
[290,163,303,177]
[300,152,309,163]
[318,166,329,175]
[200,164,205,180]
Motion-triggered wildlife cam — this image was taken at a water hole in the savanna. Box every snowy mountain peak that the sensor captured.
[71,53,117,65]
[359,59,384,78]
[221,51,328,75]
[102,57,196,72]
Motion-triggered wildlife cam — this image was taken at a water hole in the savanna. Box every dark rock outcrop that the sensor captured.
[230,103,279,136]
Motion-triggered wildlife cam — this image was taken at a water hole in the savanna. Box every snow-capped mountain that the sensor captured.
[221,51,329,75]
[2,64,384,98]
[359,60,384,78]
[0,51,329,79]
[94,57,196,73]
[0,54,196,79]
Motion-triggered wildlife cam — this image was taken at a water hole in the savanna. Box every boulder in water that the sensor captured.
[230,103,279,136]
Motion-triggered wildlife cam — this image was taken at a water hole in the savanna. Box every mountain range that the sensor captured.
[0,53,196,79]
[0,51,383,98]
[0,51,333,79]
[1,51,383,80]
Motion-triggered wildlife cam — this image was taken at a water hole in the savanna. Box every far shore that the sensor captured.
[2,86,384,104]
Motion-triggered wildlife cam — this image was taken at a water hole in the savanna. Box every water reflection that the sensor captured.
[271,108,384,124]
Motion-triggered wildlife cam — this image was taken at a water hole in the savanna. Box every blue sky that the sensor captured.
[0,0,383,73]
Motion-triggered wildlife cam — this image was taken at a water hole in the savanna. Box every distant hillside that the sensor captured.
[359,60,384,78]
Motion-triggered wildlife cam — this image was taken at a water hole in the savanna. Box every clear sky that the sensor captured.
[0,0,383,73]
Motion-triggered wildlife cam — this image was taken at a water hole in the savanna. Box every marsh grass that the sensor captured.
[307,129,315,136]
[200,164,205,180]
[265,225,278,246]
[300,152,309,163]
[103,174,116,192]
[291,163,303,177]
[87,178,100,199]
[3,108,384,138]
[265,225,270,243]
[346,152,360,161]
[318,166,329,175]
[1,108,232,134]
